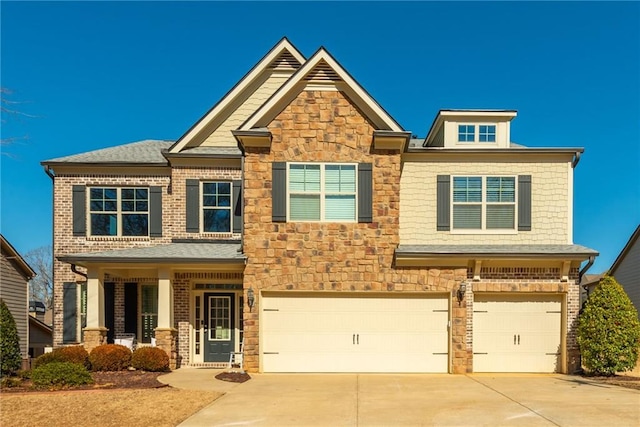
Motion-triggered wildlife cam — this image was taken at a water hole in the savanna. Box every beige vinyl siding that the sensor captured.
[400,160,570,244]
[202,71,292,147]
[611,239,640,319]
[0,255,29,358]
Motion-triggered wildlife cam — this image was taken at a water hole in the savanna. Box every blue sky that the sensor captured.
[1,1,638,273]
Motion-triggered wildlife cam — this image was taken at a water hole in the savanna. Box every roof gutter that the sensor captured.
[579,255,596,287]
[395,251,596,260]
[572,151,582,168]
[71,264,88,279]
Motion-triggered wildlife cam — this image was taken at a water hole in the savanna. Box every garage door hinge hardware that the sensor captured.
[433,309,448,312]
[546,311,561,313]
[263,308,279,311]
[474,352,489,355]
[433,353,448,355]
[474,310,488,313]
[546,352,560,356]
[263,352,279,355]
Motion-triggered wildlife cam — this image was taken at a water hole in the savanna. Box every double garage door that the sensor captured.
[473,294,563,373]
[261,293,449,373]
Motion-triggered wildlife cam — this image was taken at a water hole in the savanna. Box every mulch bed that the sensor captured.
[215,371,252,383]
[584,374,640,390]
[1,371,167,393]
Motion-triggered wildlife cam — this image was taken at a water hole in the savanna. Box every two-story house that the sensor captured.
[42,38,597,373]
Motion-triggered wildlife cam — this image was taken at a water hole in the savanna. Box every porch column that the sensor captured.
[83,267,107,352]
[155,268,177,369]
[157,268,174,328]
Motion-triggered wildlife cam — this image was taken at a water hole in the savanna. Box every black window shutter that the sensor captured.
[186,179,200,232]
[437,175,451,231]
[272,162,286,222]
[518,175,532,231]
[358,163,373,223]
[63,282,78,343]
[233,180,243,233]
[149,186,162,237]
[72,185,86,236]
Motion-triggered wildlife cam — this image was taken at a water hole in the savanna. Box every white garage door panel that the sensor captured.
[473,294,562,373]
[262,295,449,373]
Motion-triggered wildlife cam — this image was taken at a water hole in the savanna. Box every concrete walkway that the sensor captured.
[160,369,640,426]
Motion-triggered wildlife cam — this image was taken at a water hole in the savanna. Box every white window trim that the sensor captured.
[200,181,233,234]
[286,162,358,222]
[456,123,498,144]
[87,187,149,237]
[450,175,518,235]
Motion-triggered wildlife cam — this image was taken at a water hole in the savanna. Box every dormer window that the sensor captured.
[458,125,475,142]
[478,125,496,142]
[457,124,496,143]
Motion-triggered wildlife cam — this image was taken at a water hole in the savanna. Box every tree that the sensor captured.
[0,299,22,376]
[1,87,35,153]
[578,275,640,375]
[24,245,53,308]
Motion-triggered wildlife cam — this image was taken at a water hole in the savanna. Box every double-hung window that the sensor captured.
[288,163,356,221]
[457,124,496,143]
[202,182,232,232]
[452,176,515,230]
[89,188,149,236]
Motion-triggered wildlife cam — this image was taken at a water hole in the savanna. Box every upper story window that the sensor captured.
[89,188,149,236]
[288,163,356,221]
[452,176,515,230]
[202,182,232,232]
[457,124,496,143]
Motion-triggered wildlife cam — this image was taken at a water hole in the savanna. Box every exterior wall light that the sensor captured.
[247,287,255,312]
[457,282,467,305]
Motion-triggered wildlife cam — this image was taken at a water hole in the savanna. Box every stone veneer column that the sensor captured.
[155,328,178,369]
[83,328,108,353]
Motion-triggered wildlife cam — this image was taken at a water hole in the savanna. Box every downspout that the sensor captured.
[571,151,581,168]
[71,264,88,279]
[239,152,245,254]
[578,255,596,301]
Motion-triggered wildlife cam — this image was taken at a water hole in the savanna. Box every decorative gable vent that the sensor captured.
[304,60,342,83]
[270,51,302,71]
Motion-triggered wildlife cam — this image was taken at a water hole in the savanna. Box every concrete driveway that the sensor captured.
[174,373,640,426]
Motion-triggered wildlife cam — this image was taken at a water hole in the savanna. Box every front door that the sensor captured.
[204,293,235,362]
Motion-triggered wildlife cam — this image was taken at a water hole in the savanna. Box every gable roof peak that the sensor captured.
[169,37,306,153]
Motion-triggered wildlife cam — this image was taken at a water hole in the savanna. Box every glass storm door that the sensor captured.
[204,293,234,362]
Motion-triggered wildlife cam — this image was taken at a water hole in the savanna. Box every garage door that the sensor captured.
[262,293,449,373]
[473,294,562,373]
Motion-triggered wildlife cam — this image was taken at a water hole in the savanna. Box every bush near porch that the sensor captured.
[89,344,132,371]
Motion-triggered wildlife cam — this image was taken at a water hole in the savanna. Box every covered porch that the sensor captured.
[58,241,246,369]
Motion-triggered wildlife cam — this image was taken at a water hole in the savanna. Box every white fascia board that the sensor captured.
[240,48,403,132]
[169,39,305,153]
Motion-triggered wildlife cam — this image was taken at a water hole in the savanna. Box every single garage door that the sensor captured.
[262,293,449,373]
[473,294,562,373]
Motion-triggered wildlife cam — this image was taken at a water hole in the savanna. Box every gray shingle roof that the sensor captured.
[42,140,173,165]
[396,244,598,258]
[58,242,245,264]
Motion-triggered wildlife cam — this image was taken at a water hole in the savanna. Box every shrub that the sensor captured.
[0,299,22,377]
[31,362,93,389]
[32,351,62,369]
[131,347,170,372]
[32,346,91,369]
[578,275,640,375]
[56,345,90,369]
[89,344,132,371]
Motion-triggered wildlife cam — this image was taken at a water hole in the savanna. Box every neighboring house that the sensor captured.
[42,38,598,374]
[1,234,36,369]
[583,225,640,318]
[29,301,53,358]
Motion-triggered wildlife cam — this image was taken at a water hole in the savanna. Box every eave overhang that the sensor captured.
[372,130,412,151]
[233,128,273,151]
